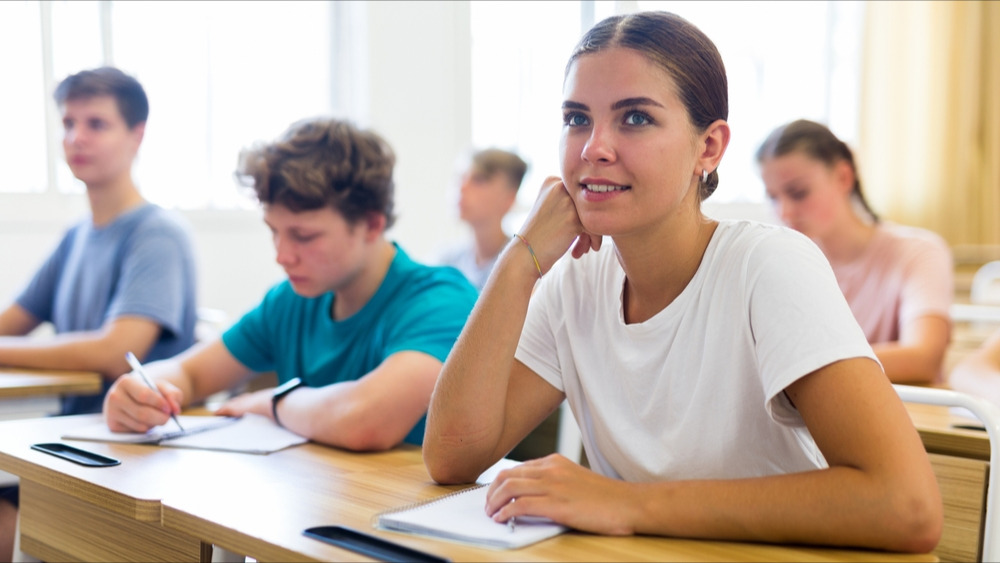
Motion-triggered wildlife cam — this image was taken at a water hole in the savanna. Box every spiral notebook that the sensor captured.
[373,484,567,550]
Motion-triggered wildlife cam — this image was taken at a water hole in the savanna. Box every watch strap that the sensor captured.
[271,377,304,428]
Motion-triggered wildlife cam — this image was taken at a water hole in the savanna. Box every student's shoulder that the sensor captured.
[711,219,818,258]
[129,204,195,241]
[878,221,951,253]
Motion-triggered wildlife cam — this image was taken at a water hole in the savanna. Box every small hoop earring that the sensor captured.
[701,169,709,184]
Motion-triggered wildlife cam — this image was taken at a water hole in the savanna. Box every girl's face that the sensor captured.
[560,47,703,238]
[263,204,372,298]
[759,151,853,240]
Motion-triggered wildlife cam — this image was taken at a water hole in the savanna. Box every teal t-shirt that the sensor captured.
[222,244,477,445]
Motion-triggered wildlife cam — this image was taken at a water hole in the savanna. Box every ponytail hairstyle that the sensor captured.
[756,119,878,223]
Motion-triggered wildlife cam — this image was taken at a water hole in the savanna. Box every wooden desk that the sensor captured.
[0,414,938,563]
[906,402,992,562]
[0,367,102,399]
[163,459,938,563]
[0,368,103,484]
[907,402,990,461]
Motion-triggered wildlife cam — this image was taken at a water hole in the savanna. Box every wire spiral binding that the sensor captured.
[371,484,488,529]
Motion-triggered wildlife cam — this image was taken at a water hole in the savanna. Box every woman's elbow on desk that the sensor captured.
[880,487,943,554]
[423,436,492,485]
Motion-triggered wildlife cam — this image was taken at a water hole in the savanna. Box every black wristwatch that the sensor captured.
[271,377,305,428]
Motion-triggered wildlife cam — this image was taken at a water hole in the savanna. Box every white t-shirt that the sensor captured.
[515,220,877,483]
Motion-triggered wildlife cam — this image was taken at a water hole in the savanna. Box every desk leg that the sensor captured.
[18,479,205,562]
[211,544,246,562]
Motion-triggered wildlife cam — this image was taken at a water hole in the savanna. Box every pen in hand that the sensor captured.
[508,498,516,533]
[125,352,185,432]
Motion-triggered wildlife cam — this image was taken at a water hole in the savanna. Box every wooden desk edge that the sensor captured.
[0,450,161,522]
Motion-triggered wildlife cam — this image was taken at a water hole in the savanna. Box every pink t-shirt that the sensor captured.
[830,222,953,344]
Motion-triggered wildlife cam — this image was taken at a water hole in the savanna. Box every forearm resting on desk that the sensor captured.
[873,315,950,384]
[490,459,940,552]
[235,351,441,452]
[0,317,160,377]
[873,343,946,384]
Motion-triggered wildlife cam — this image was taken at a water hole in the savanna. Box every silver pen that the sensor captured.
[508,516,516,533]
[125,352,185,432]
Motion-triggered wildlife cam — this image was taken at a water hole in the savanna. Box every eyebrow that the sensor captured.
[562,97,665,111]
[612,97,664,110]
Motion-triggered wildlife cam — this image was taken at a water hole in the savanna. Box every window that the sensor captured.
[0,1,47,194]
[470,0,865,205]
[3,0,336,209]
[469,1,582,207]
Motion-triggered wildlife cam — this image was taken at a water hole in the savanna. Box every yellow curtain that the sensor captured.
[859,0,1000,247]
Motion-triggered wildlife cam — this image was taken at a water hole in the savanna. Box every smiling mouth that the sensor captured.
[584,184,631,193]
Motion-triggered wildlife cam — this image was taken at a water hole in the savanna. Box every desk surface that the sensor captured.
[0,367,102,399]
[163,460,938,563]
[0,415,938,563]
[905,402,990,461]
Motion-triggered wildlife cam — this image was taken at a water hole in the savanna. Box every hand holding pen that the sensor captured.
[125,352,185,432]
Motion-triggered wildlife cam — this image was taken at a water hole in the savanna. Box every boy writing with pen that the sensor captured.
[103,117,478,453]
[125,352,184,431]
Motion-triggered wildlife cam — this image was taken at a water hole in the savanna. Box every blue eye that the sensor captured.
[563,112,589,127]
[623,111,651,126]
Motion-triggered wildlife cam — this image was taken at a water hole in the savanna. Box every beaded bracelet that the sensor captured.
[514,233,543,278]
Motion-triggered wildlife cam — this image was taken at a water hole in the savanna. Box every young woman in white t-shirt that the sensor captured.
[424,11,942,553]
[756,119,953,383]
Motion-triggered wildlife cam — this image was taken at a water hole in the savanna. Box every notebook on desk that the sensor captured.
[62,413,307,454]
[373,483,568,550]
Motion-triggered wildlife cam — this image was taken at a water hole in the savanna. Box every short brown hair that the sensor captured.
[471,149,528,193]
[567,11,728,200]
[53,66,149,129]
[236,117,397,228]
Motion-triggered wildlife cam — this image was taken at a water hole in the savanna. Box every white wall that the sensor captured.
[364,1,472,264]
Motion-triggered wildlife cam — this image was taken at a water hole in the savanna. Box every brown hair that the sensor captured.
[567,11,729,200]
[53,66,149,129]
[471,148,528,193]
[236,117,397,228]
[755,119,878,223]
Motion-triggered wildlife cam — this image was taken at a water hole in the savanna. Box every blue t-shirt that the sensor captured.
[16,204,199,415]
[221,244,477,446]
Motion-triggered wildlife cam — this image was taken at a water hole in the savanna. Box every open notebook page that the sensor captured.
[63,413,307,454]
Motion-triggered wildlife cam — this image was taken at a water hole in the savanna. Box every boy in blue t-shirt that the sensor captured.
[103,117,478,452]
[0,67,198,562]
